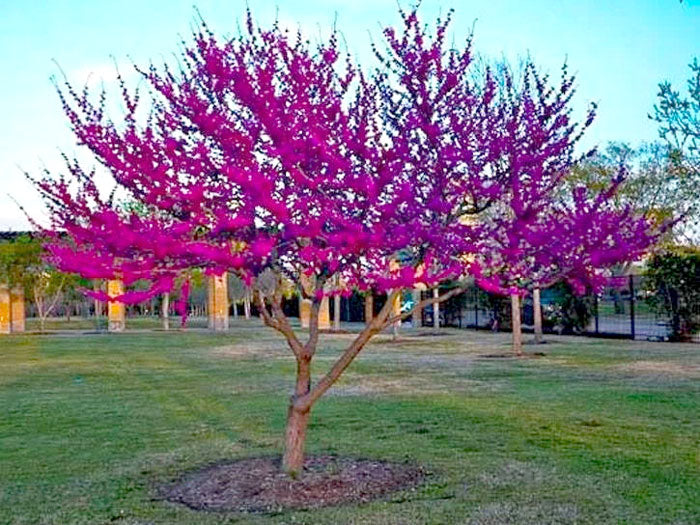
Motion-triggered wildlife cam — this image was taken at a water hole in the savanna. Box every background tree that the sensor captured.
[645,246,700,340]
[570,141,697,244]
[467,63,660,354]
[650,58,700,244]
[0,235,81,331]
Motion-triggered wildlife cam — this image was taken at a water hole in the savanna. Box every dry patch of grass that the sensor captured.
[468,500,581,525]
[210,341,292,360]
[614,360,700,378]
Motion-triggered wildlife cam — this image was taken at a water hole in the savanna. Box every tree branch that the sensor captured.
[296,288,401,412]
[383,285,467,327]
[255,279,306,358]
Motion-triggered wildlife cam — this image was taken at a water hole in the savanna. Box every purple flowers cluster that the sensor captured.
[33,8,662,304]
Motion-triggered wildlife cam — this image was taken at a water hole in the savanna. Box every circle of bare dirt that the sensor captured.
[160,455,425,513]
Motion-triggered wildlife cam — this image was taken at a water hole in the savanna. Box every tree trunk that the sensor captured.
[333,294,341,331]
[511,294,523,356]
[233,302,238,318]
[364,293,373,325]
[391,290,401,340]
[244,290,251,319]
[162,293,170,331]
[8,290,13,334]
[533,288,543,344]
[412,289,422,327]
[433,288,439,330]
[282,358,312,476]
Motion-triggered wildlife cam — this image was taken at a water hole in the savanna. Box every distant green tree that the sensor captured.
[570,141,697,243]
[645,246,700,340]
[0,235,79,331]
[0,235,40,289]
[546,282,595,335]
[650,58,700,243]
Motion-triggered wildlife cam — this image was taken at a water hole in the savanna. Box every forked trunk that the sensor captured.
[273,288,402,477]
[511,294,523,356]
[533,288,543,344]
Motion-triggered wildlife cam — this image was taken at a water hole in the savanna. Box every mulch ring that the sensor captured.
[160,455,426,513]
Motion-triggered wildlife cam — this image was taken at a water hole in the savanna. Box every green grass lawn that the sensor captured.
[1,321,698,524]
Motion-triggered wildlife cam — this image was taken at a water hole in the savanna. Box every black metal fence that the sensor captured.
[419,276,700,342]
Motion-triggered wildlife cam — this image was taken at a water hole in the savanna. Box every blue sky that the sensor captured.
[1,0,698,229]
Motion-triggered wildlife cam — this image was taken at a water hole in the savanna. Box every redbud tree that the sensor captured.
[469,65,661,353]
[31,8,643,475]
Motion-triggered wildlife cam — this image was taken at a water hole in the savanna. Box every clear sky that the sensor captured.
[1,0,698,230]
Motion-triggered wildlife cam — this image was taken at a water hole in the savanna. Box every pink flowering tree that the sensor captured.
[30,8,636,474]
[476,178,661,353]
[469,64,662,351]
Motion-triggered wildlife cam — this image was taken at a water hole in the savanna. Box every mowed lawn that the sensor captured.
[1,321,698,524]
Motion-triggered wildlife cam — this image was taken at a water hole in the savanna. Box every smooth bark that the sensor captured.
[511,294,523,355]
[533,288,543,344]
[7,288,13,334]
[243,289,251,319]
[433,288,440,329]
[333,294,341,331]
[282,357,311,475]
[412,289,422,327]
[364,293,373,325]
[259,278,468,478]
[162,293,170,331]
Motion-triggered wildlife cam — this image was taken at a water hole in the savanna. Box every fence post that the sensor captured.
[629,275,635,340]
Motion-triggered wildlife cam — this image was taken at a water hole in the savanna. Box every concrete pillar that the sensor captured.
[299,296,330,329]
[107,280,125,332]
[318,297,330,330]
[298,273,330,330]
[299,297,312,328]
[207,273,229,332]
[0,285,25,334]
